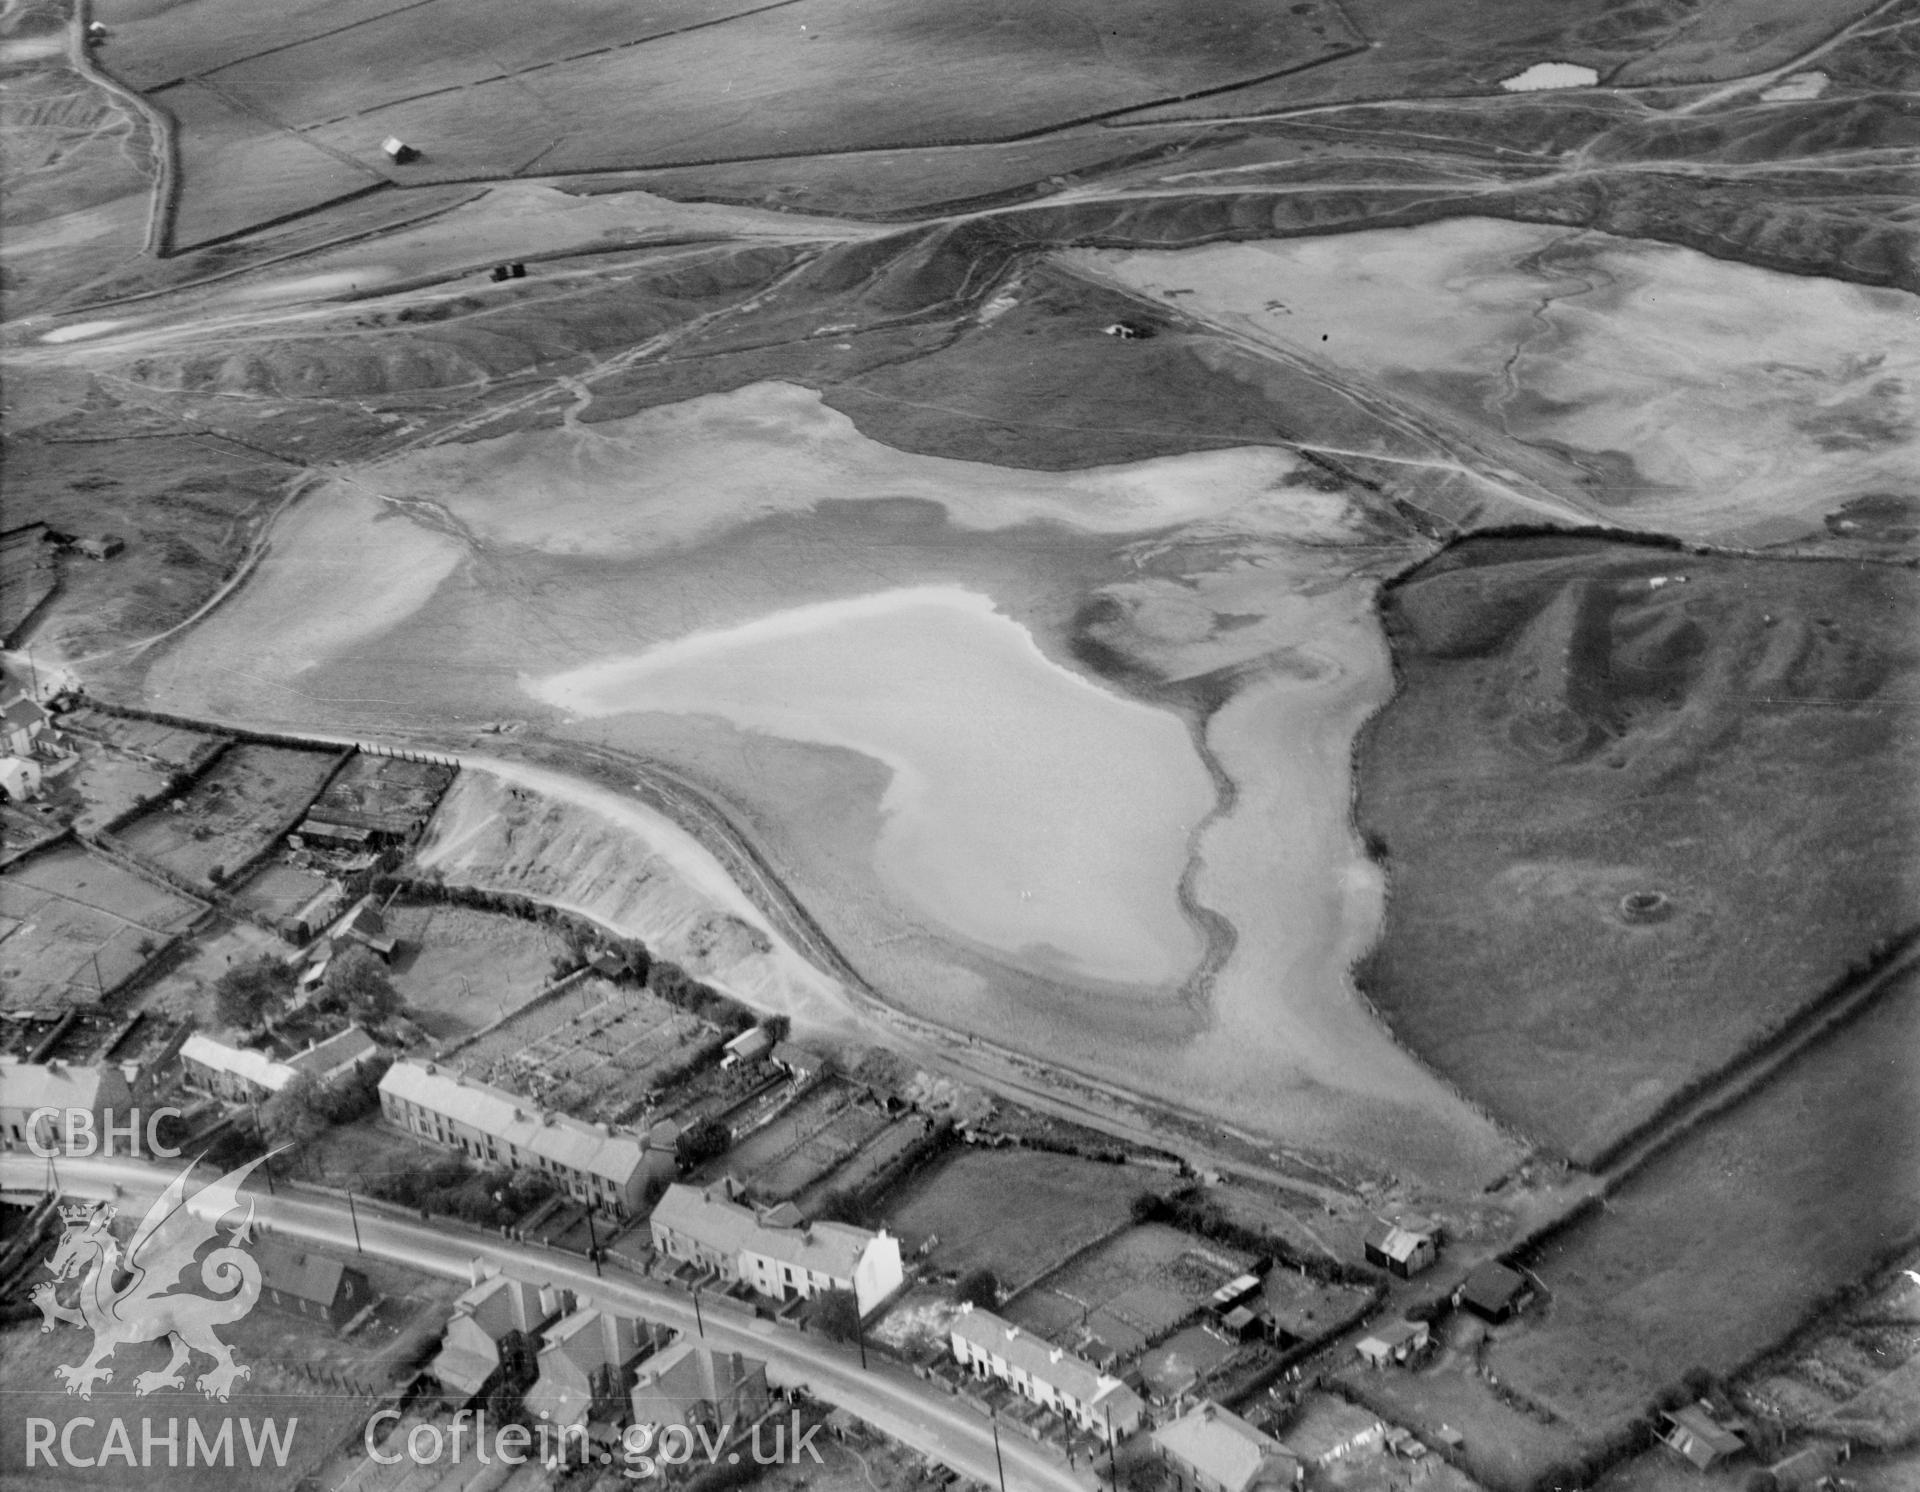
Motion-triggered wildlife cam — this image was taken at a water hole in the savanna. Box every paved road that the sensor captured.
[1,1154,1089,1492]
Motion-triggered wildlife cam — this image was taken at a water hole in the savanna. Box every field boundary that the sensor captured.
[1591,927,1920,1182]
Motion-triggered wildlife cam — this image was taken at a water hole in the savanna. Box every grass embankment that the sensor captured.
[1356,534,1919,1164]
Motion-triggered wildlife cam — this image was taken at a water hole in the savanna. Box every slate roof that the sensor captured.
[257,1236,353,1307]
[652,1183,879,1281]
[380,1060,646,1186]
[1153,1401,1299,1492]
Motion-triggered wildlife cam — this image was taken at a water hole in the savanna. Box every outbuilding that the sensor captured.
[1354,1319,1430,1370]
[1658,1403,1745,1471]
[1456,1260,1532,1323]
[1364,1218,1439,1278]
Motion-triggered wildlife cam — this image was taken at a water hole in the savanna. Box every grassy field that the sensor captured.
[382,901,570,1039]
[1358,538,1920,1163]
[1486,965,1920,1435]
[114,0,1358,242]
[155,79,382,250]
[880,1147,1140,1289]
[117,743,339,886]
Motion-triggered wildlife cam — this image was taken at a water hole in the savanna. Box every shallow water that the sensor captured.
[531,584,1214,985]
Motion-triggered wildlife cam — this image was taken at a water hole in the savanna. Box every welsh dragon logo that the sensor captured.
[32,1155,272,1402]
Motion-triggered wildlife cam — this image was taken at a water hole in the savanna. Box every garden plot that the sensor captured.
[305,753,455,840]
[451,976,715,1124]
[790,1114,935,1216]
[722,1077,894,1203]
[1007,1224,1252,1359]
[230,860,335,924]
[61,709,224,770]
[116,743,341,887]
[0,846,202,1010]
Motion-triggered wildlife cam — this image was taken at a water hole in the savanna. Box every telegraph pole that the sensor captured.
[990,1409,1007,1492]
[1106,1403,1120,1488]
[347,1189,363,1253]
[692,1282,705,1336]
[585,1208,602,1277]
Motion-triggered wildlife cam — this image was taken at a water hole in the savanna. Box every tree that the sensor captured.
[954,1268,999,1309]
[674,1117,732,1171]
[214,954,294,1029]
[813,1288,862,1344]
[260,1070,328,1151]
[326,944,400,1020]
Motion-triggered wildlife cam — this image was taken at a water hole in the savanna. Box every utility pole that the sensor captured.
[990,1409,1007,1492]
[692,1282,705,1337]
[585,1207,601,1277]
[1106,1403,1120,1488]
[347,1190,363,1253]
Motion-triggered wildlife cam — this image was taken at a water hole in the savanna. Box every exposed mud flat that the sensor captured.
[1072,219,1920,543]
[137,378,1508,1178]
[532,585,1213,986]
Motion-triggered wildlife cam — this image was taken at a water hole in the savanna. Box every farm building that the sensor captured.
[430,1273,555,1402]
[72,535,124,561]
[379,1059,657,1217]
[628,1341,771,1432]
[328,896,399,961]
[949,1304,1146,1443]
[1354,1318,1431,1370]
[769,1041,826,1083]
[1455,1260,1532,1322]
[1364,1218,1439,1278]
[1657,1402,1746,1471]
[255,1237,373,1329]
[650,1181,904,1316]
[721,1025,774,1068]
[1151,1400,1302,1492]
[0,1058,132,1153]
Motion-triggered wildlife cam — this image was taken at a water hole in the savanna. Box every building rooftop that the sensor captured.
[1365,1219,1436,1263]
[256,1236,354,1307]
[653,1183,885,1281]
[1153,1401,1299,1492]
[181,1033,298,1094]
[951,1305,1140,1416]
[380,1059,646,1185]
[0,1057,130,1111]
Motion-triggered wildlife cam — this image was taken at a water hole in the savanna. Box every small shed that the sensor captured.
[1456,1260,1532,1323]
[381,136,418,163]
[73,534,124,560]
[1216,1305,1265,1344]
[769,1041,825,1083]
[1364,1218,1438,1278]
[1210,1272,1265,1317]
[1354,1319,1430,1370]
[1658,1403,1745,1471]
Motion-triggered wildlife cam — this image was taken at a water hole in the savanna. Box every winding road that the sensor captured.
[1,1153,1089,1492]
